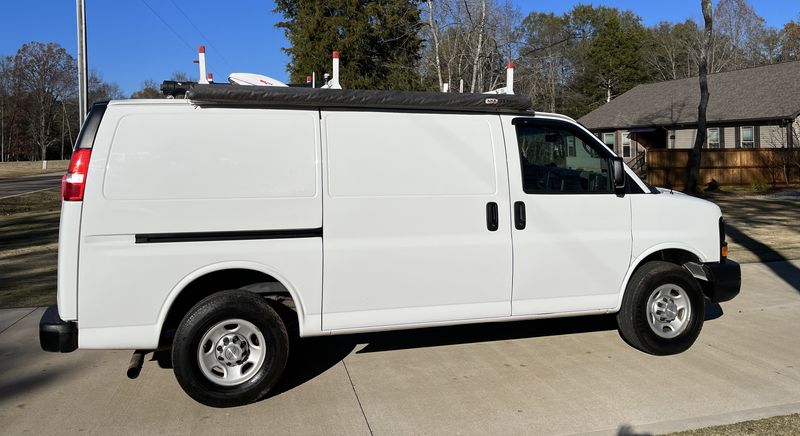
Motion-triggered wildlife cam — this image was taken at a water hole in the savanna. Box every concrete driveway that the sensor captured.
[1,260,799,435]
[0,173,63,199]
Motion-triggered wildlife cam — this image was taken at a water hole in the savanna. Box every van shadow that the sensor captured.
[267,303,724,398]
[726,223,800,293]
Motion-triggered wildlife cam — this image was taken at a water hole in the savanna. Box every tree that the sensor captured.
[710,0,767,71]
[275,0,424,90]
[571,10,648,115]
[131,80,164,99]
[780,20,800,61]
[644,21,700,81]
[685,0,713,194]
[10,42,76,161]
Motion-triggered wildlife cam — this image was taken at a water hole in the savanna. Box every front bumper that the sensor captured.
[700,260,741,302]
[39,305,78,353]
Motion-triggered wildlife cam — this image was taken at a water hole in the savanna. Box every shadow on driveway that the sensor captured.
[727,223,800,293]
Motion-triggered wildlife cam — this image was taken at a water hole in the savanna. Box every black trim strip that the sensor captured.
[135,228,322,244]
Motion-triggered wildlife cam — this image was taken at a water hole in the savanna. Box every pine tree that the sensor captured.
[275,0,424,90]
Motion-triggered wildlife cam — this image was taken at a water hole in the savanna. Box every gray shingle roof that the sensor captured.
[578,61,800,130]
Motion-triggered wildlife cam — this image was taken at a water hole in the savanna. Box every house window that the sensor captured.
[603,133,615,152]
[741,126,754,148]
[707,128,720,148]
[622,134,631,157]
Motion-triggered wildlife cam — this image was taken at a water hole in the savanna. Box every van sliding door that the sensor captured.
[321,111,513,331]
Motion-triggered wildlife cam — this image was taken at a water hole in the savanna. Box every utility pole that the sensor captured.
[76,0,88,124]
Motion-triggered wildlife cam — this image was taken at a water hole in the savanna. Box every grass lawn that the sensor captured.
[0,189,61,308]
[0,160,69,179]
[666,413,800,435]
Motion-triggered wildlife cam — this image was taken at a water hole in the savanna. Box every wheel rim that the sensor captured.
[646,284,692,339]
[197,319,267,386]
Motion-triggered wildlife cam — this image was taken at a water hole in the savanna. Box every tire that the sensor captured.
[172,290,289,407]
[617,261,704,355]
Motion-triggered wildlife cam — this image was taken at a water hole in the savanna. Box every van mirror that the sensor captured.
[611,157,626,195]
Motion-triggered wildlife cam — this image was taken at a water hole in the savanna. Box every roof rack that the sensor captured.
[187,85,532,113]
[164,46,521,105]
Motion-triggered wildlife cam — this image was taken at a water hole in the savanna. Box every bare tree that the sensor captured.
[685,0,712,194]
[10,42,76,160]
[426,0,444,90]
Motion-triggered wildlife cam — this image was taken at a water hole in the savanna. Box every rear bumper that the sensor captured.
[39,305,78,353]
[701,260,741,302]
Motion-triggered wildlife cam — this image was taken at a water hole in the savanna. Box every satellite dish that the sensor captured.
[228,73,288,87]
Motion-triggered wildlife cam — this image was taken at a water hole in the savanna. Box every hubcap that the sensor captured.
[646,284,692,339]
[197,319,266,386]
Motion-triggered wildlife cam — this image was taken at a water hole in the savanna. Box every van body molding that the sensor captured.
[135,228,323,244]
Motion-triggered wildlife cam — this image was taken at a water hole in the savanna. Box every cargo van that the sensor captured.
[40,85,740,407]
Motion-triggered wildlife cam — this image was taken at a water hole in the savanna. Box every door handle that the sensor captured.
[486,202,499,231]
[514,201,526,230]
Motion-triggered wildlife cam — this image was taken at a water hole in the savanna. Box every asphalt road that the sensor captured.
[1,260,799,435]
[0,173,63,199]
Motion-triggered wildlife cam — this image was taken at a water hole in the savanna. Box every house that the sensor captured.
[578,61,800,172]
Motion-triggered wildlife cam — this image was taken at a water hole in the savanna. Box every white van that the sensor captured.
[40,86,740,407]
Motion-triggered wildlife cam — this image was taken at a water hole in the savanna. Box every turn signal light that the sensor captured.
[62,149,92,201]
[721,243,728,259]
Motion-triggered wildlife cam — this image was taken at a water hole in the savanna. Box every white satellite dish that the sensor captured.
[228,73,289,87]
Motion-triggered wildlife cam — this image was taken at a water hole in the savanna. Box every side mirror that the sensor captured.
[612,157,626,195]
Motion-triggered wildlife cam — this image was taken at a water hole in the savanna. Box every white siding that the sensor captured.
[723,127,736,149]
[673,128,697,149]
[759,124,786,148]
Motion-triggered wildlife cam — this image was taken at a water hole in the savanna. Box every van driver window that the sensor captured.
[515,123,611,194]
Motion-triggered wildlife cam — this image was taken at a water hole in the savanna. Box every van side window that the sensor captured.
[515,123,611,194]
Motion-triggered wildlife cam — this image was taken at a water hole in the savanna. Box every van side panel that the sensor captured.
[77,103,323,348]
[321,111,513,331]
[56,202,82,321]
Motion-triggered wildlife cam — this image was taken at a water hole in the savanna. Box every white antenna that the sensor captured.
[228,73,288,87]
[484,60,515,95]
[197,46,208,84]
[321,51,342,89]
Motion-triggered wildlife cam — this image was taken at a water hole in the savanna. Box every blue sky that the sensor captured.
[2,1,798,95]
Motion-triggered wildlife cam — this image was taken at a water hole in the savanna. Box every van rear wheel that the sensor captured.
[172,290,288,407]
[617,261,704,355]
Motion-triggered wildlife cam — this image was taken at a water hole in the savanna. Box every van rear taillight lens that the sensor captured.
[62,149,92,201]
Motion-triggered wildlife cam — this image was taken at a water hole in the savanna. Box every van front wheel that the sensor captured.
[172,290,289,407]
[617,261,704,355]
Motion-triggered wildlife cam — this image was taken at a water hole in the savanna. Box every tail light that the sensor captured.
[719,217,728,261]
[62,149,92,201]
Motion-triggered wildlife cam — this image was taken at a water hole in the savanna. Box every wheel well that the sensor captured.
[633,249,700,275]
[159,269,295,347]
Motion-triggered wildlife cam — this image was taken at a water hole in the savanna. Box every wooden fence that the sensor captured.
[646,148,800,188]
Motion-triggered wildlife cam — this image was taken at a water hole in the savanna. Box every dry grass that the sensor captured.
[0,160,69,179]
[0,190,61,308]
[665,413,800,435]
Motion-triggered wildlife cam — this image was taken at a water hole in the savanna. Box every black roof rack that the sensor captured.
[187,84,533,113]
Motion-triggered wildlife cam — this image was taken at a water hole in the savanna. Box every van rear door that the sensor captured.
[321,111,513,331]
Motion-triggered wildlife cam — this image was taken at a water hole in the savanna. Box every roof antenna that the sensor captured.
[321,51,342,89]
[197,46,208,84]
[484,60,515,95]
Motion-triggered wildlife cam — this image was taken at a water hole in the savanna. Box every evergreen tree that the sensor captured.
[571,12,648,115]
[275,0,424,90]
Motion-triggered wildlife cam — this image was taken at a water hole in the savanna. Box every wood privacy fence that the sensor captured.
[646,148,800,188]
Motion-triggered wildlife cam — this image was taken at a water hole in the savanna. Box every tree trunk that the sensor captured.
[427,0,444,92]
[685,0,713,195]
[470,0,486,93]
